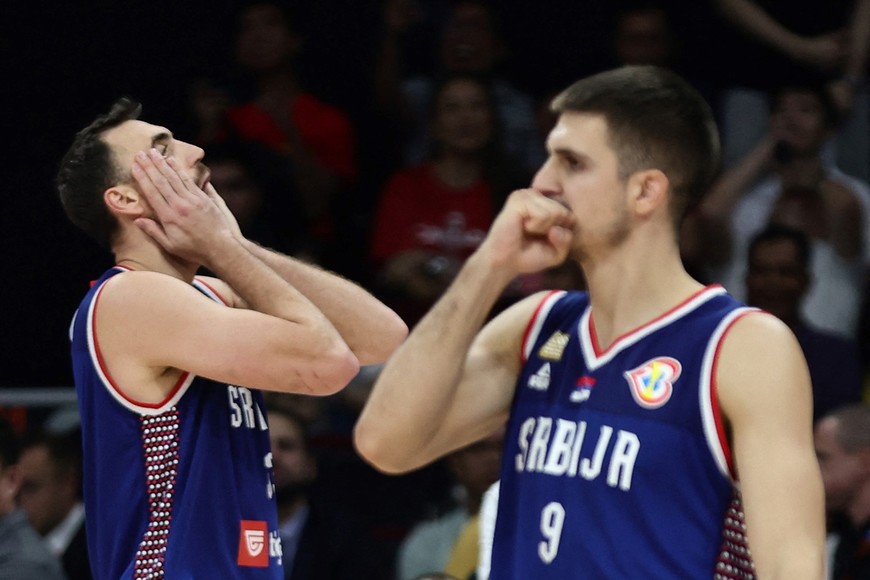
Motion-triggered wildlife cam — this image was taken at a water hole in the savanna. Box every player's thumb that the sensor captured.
[550,226,573,247]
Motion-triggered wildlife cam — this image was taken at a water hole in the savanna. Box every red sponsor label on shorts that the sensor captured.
[237,520,269,567]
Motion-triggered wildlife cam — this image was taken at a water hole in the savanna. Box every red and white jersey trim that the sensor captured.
[580,285,728,371]
[192,277,229,306]
[522,291,567,363]
[86,271,195,416]
[700,306,758,480]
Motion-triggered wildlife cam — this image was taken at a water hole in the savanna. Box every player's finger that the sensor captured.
[203,182,220,200]
[548,225,574,250]
[522,196,574,234]
[165,156,205,198]
[133,217,171,247]
[146,150,195,198]
[131,156,172,215]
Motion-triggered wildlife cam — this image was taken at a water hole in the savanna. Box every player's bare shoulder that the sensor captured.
[98,270,210,313]
[95,271,237,350]
[718,310,803,365]
[715,309,811,413]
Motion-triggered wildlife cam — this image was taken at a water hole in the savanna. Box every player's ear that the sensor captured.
[104,185,144,217]
[629,169,669,217]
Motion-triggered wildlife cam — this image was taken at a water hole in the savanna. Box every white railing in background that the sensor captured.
[0,388,77,407]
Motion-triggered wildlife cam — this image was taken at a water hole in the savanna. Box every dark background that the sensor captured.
[0,0,733,387]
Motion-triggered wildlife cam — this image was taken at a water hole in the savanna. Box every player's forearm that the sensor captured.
[207,239,345,343]
[243,240,408,363]
[355,251,513,472]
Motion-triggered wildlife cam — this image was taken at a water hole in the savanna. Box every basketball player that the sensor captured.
[355,66,825,578]
[56,98,407,578]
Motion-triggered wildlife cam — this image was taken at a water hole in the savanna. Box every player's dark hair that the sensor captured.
[57,97,142,249]
[551,65,720,225]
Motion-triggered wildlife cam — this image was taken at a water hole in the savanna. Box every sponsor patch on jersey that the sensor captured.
[528,363,551,391]
[570,375,596,403]
[624,357,681,409]
[538,331,570,361]
[238,520,269,567]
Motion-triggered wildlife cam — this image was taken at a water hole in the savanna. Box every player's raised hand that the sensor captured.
[479,188,575,276]
[131,149,237,264]
[203,182,245,241]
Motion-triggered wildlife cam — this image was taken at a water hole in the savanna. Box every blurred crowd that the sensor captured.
[2,0,870,578]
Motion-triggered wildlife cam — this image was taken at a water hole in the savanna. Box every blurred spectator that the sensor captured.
[813,403,870,579]
[370,73,529,325]
[859,277,870,386]
[266,387,454,579]
[374,0,542,171]
[204,140,300,255]
[396,428,503,580]
[690,81,870,338]
[611,1,679,69]
[0,418,65,580]
[18,430,91,580]
[744,226,863,421]
[191,1,359,268]
[267,404,379,579]
[712,0,869,181]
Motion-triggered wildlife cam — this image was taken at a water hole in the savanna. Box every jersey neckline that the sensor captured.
[580,285,726,371]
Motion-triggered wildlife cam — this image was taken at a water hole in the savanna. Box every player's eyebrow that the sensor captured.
[551,146,592,164]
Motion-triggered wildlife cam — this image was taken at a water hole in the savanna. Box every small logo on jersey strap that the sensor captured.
[570,375,596,403]
[528,363,551,391]
[625,357,681,409]
[238,520,269,567]
[538,331,570,361]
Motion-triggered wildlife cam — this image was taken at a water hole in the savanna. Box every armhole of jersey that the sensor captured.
[192,277,230,306]
[87,278,195,416]
[520,290,566,364]
[699,306,758,482]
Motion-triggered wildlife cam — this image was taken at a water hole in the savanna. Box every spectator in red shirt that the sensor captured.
[191,1,358,267]
[370,73,530,325]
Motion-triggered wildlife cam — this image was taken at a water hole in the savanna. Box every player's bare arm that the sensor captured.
[95,272,357,399]
[355,189,574,472]
[200,168,407,365]
[717,311,826,579]
[101,150,360,399]
[238,242,408,365]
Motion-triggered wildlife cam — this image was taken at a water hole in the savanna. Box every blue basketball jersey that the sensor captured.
[70,267,283,579]
[491,286,757,579]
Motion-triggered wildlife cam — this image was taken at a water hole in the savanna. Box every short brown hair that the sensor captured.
[551,65,720,224]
